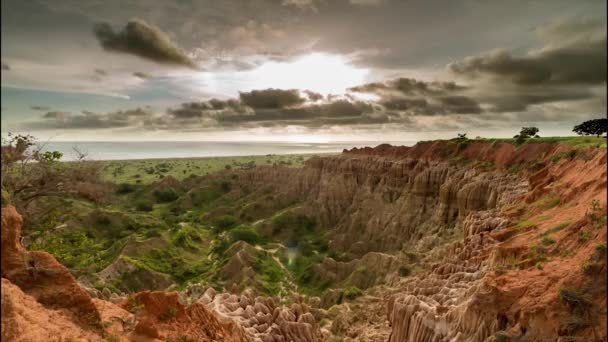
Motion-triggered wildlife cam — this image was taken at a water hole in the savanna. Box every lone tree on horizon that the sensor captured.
[573,118,608,137]
[513,126,540,144]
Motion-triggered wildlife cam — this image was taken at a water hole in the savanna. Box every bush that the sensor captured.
[342,286,363,300]
[398,265,411,277]
[559,286,590,315]
[153,187,179,202]
[272,213,316,236]
[116,183,136,194]
[212,215,237,232]
[135,200,153,212]
[578,230,590,242]
[229,225,260,244]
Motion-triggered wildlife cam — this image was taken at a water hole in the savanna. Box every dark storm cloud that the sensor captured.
[350,78,464,96]
[239,89,307,109]
[304,90,323,101]
[448,41,606,85]
[448,16,607,86]
[93,18,197,68]
[1,63,9,70]
[351,78,482,116]
[31,106,52,111]
[168,99,248,119]
[94,68,107,76]
[159,91,384,129]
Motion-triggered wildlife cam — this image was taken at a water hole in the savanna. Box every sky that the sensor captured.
[1,0,606,142]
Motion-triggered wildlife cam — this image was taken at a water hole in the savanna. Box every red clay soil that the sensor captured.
[125,291,248,341]
[345,140,584,169]
[0,206,246,342]
[488,146,607,339]
[1,206,101,325]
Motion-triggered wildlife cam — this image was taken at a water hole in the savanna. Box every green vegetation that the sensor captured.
[475,136,606,149]
[398,265,411,277]
[573,118,607,137]
[578,230,590,242]
[229,225,260,244]
[541,237,555,245]
[154,187,179,202]
[559,286,591,315]
[538,220,571,238]
[342,286,363,300]
[159,307,177,321]
[537,193,561,209]
[101,154,324,184]
[506,164,523,174]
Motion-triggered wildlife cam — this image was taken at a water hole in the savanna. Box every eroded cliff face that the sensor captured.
[2,140,606,341]
[366,143,606,341]
[1,205,324,341]
[226,140,606,341]
[235,146,528,257]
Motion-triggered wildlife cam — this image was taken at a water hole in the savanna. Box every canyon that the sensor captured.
[1,139,606,341]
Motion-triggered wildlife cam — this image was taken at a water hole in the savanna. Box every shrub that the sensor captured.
[272,213,316,236]
[229,225,260,244]
[159,307,177,321]
[220,181,231,193]
[135,200,153,212]
[212,215,237,232]
[561,249,575,257]
[153,187,179,202]
[538,220,570,238]
[541,237,556,245]
[342,286,363,300]
[595,242,607,254]
[116,183,136,194]
[538,193,561,209]
[398,265,411,277]
[506,164,523,174]
[559,286,590,315]
[457,140,469,151]
[126,296,142,313]
[578,230,590,242]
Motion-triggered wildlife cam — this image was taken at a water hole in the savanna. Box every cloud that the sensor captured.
[43,111,69,120]
[351,77,482,115]
[448,17,607,86]
[239,88,307,109]
[30,105,52,111]
[133,71,151,79]
[304,90,323,101]
[94,68,107,76]
[1,63,9,70]
[27,108,153,129]
[93,18,197,68]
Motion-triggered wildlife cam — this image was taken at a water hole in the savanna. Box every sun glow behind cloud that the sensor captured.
[191,53,369,97]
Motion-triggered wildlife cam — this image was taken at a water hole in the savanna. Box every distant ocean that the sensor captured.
[39,141,416,161]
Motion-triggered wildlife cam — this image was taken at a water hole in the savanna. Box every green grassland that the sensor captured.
[29,152,345,297]
[474,136,607,148]
[100,153,331,184]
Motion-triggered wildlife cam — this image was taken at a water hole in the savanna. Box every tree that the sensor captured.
[520,127,540,138]
[513,127,540,145]
[457,133,468,140]
[1,133,105,230]
[573,118,608,137]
